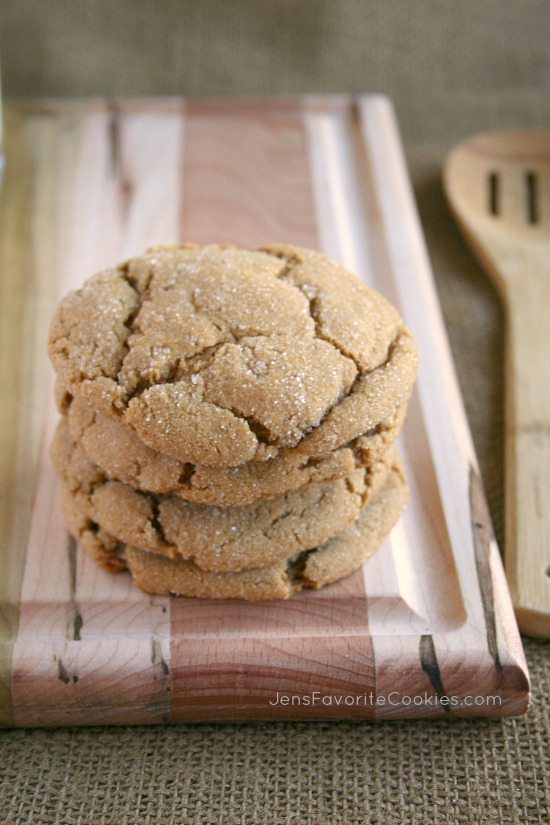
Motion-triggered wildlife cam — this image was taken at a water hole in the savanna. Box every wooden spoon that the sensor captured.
[443,131,550,637]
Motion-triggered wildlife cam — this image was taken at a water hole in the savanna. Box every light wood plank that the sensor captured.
[9,101,181,726]
[0,97,530,726]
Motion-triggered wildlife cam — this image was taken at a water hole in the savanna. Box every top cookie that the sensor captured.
[48,244,417,467]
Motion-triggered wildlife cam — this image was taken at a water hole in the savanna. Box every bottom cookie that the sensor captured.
[61,459,408,600]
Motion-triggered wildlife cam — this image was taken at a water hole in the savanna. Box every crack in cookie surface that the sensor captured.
[49,244,417,466]
[65,392,407,506]
[51,418,394,574]
[62,457,408,600]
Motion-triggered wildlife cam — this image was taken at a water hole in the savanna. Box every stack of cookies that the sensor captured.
[48,244,417,600]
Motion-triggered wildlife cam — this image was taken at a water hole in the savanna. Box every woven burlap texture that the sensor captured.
[3,0,550,145]
[0,639,547,825]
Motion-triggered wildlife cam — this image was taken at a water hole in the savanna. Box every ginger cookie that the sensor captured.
[65,393,408,506]
[51,418,397,573]
[60,458,408,600]
[48,244,417,467]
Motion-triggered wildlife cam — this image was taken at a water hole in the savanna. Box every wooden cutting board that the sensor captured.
[0,96,529,726]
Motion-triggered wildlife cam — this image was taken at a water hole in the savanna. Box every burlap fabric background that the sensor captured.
[1,1,549,822]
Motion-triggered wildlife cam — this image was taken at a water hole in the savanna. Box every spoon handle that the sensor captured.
[502,267,550,636]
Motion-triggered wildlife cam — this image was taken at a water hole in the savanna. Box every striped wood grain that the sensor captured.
[0,97,529,726]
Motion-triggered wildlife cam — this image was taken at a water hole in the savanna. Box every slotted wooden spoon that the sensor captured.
[444,131,550,637]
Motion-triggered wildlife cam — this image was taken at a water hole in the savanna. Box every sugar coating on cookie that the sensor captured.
[49,244,417,466]
[61,458,408,600]
[64,392,408,505]
[51,418,396,573]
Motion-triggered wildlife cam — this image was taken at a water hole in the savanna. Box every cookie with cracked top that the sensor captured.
[48,244,417,467]
[60,458,408,600]
[64,392,408,506]
[51,417,398,574]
